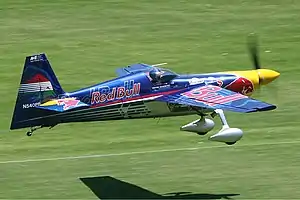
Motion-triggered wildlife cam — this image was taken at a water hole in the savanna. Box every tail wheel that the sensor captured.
[26,131,32,136]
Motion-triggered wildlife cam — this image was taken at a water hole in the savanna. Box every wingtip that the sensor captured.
[247,105,277,113]
[259,105,277,111]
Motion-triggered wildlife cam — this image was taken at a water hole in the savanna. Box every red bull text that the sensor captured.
[91,81,141,104]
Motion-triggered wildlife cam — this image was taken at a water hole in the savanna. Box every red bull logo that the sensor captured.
[183,85,247,106]
[225,77,254,95]
[91,81,141,105]
[58,98,80,110]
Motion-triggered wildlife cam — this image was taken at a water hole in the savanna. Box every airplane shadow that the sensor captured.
[80,176,240,199]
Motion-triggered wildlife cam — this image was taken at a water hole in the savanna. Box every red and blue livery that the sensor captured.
[10,42,280,145]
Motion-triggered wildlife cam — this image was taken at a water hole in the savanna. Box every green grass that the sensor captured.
[1,0,300,199]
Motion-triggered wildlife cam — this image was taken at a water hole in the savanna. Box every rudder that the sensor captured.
[10,53,65,130]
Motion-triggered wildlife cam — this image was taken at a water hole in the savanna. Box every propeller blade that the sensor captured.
[247,34,261,70]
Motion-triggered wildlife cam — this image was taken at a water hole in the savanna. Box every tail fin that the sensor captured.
[10,53,65,130]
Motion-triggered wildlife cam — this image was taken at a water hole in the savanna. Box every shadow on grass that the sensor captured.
[80,176,239,199]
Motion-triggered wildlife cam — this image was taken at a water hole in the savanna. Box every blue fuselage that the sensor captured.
[56,72,249,123]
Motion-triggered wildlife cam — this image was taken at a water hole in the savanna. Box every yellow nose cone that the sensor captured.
[257,69,280,85]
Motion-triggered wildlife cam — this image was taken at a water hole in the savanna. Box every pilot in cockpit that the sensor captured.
[149,69,163,83]
[149,68,178,85]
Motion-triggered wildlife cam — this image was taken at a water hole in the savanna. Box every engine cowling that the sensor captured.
[209,127,243,144]
[180,118,215,134]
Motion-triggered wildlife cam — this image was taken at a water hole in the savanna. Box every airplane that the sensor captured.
[10,40,280,145]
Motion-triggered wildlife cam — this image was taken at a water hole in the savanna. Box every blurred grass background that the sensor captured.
[1,0,300,198]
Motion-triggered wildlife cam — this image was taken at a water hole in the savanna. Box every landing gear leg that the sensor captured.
[211,109,229,129]
[191,106,206,117]
[209,109,243,145]
[26,126,41,136]
[26,124,57,136]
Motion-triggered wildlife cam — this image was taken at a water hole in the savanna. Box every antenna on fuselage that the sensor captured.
[152,63,168,67]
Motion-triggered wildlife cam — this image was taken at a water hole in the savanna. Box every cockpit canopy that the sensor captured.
[149,68,178,83]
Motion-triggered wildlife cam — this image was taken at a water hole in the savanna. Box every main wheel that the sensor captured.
[226,142,236,145]
[26,131,32,136]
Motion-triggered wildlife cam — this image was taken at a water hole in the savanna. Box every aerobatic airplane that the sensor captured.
[10,40,280,145]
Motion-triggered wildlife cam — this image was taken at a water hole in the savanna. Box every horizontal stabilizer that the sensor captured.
[36,98,89,112]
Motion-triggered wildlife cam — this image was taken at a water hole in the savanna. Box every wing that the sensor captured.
[36,97,89,112]
[156,85,276,113]
[116,63,155,77]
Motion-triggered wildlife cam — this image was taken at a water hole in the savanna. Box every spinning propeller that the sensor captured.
[247,34,280,86]
[248,34,261,70]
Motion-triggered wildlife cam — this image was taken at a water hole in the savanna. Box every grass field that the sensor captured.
[1,0,300,199]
